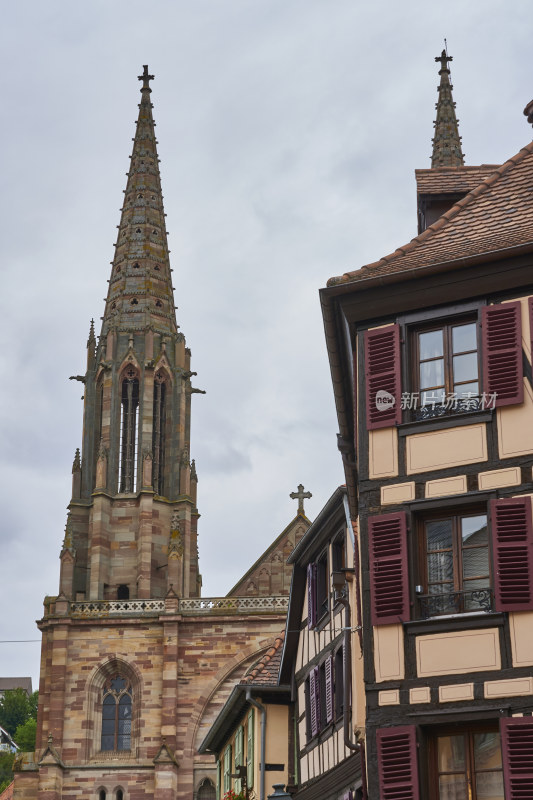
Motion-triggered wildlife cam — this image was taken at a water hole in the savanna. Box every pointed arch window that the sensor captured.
[152,372,167,496]
[119,369,139,493]
[101,676,132,751]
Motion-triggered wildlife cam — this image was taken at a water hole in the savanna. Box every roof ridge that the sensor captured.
[241,631,285,685]
[335,140,533,282]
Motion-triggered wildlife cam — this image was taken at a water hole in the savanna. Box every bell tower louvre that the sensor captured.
[13,68,308,800]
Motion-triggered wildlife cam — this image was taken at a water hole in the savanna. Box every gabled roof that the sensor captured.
[416,165,499,196]
[328,141,533,287]
[0,678,32,695]
[241,632,285,686]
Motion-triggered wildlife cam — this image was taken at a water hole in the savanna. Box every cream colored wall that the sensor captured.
[368,428,398,479]
[373,624,404,682]
[497,380,533,458]
[406,423,487,473]
[264,704,289,791]
[415,628,500,678]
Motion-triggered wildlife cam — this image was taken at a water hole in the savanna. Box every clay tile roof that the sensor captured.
[328,140,533,287]
[415,165,499,195]
[240,631,285,686]
[0,783,14,800]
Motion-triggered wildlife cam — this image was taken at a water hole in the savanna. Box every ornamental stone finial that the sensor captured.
[289,484,312,514]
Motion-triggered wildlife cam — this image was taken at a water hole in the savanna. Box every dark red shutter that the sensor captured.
[309,666,319,737]
[491,497,533,611]
[325,655,333,724]
[307,563,317,628]
[377,726,419,800]
[482,301,523,406]
[364,324,401,430]
[368,512,410,625]
[501,717,533,799]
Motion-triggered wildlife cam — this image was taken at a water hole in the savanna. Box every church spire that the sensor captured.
[102,65,177,337]
[431,48,464,168]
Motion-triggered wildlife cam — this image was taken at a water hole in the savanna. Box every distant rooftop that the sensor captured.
[0,678,33,695]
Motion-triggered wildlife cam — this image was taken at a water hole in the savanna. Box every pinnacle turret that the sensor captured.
[431,48,464,168]
[102,66,177,338]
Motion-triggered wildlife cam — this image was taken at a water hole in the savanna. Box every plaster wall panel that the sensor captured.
[485,677,533,698]
[478,466,522,490]
[409,686,431,704]
[509,611,533,667]
[425,475,467,498]
[378,689,400,706]
[497,381,533,458]
[416,628,500,677]
[381,482,416,505]
[327,734,335,770]
[374,624,404,682]
[300,754,309,784]
[368,427,398,479]
[406,424,487,474]
[439,683,474,702]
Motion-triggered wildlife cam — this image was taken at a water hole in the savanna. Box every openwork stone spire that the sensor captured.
[431,49,464,168]
[102,66,177,337]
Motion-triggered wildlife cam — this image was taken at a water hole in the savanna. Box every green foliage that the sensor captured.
[14,718,37,752]
[0,688,38,738]
[0,750,15,793]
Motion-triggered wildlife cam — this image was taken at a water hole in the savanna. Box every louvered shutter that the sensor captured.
[247,709,254,788]
[501,717,533,799]
[364,324,401,430]
[325,655,334,724]
[307,562,317,628]
[491,497,533,611]
[368,512,410,625]
[482,301,523,406]
[377,726,419,800]
[234,725,244,791]
[309,666,320,737]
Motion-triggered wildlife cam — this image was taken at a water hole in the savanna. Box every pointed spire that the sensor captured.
[72,447,81,473]
[87,318,96,348]
[102,66,177,338]
[431,47,464,168]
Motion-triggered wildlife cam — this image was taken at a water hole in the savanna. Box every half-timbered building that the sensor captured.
[321,52,533,799]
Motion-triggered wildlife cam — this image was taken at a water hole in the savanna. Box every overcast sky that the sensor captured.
[1,0,532,688]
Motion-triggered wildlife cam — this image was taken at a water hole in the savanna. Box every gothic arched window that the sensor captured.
[119,369,139,493]
[197,778,216,800]
[101,676,132,751]
[152,373,167,496]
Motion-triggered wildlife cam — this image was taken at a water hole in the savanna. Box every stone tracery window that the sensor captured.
[101,675,132,751]
[119,368,139,493]
[152,372,167,496]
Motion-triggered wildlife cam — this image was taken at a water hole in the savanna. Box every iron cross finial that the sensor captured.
[290,483,312,514]
[138,65,154,90]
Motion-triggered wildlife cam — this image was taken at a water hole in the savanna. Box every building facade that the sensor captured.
[13,68,308,800]
[321,54,533,799]
[280,486,364,800]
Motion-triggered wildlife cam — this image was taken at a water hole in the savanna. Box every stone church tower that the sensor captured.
[13,68,309,800]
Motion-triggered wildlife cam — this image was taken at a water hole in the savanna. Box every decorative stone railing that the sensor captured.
[69,599,166,617]
[68,596,288,618]
[178,596,289,614]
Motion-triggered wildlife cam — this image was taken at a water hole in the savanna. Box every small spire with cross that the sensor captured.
[138,65,154,92]
[435,48,452,74]
[290,483,312,514]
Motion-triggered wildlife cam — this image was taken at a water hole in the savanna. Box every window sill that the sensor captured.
[398,409,493,437]
[404,611,504,636]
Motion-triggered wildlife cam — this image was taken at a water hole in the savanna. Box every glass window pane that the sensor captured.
[452,323,477,353]
[101,734,115,751]
[428,552,454,585]
[102,695,116,718]
[438,736,465,772]
[421,389,446,406]
[453,352,478,383]
[426,520,453,551]
[420,359,445,390]
[461,516,487,544]
[110,676,127,692]
[455,382,479,398]
[474,732,502,770]
[419,329,444,360]
[475,772,504,800]
[463,548,489,579]
[438,775,468,800]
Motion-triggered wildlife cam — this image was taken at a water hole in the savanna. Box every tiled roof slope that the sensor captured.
[0,783,13,800]
[416,165,499,195]
[241,632,284,686]
[329,140,533,286]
